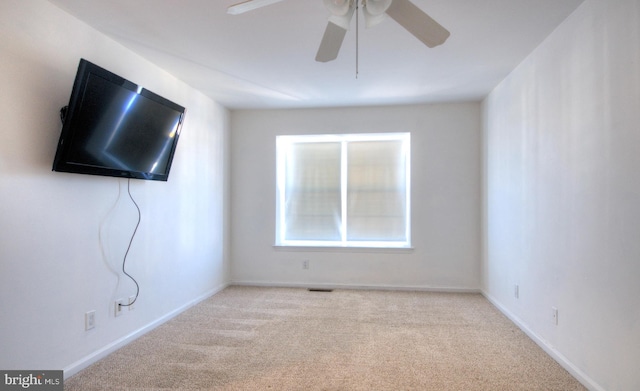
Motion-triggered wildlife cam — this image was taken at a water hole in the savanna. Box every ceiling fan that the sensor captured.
[227,0,450,63]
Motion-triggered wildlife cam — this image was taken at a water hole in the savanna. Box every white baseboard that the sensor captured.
[481,290,605,391]
[232,280,481,293]
[63,282,229,379]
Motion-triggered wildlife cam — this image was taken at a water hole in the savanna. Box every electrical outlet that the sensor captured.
[128,295,136,311]
[115,299,124,317]
[85,310,96,330]
[514,284,519,299]
[303,259,309,270]
[552,307,558,325]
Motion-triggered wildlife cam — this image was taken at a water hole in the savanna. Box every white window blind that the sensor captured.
[276,133,410,248]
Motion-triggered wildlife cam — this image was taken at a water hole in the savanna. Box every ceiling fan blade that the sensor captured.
[227,0,284,15]
[316,4,355,62]
[385,0,450,48]
[315,22,349,62]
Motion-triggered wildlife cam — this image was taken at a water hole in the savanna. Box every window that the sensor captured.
[276,133,410,248]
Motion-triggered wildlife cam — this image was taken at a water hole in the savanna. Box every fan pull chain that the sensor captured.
[355,0,359,79]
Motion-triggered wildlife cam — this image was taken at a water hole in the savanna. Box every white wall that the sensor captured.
[0,0,229,376]
[231,103,481,290]
[482,0,640,390]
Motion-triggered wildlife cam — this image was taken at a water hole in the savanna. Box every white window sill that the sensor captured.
[273,245,414,254]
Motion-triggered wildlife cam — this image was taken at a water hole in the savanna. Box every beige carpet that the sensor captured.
[65,286,586,390]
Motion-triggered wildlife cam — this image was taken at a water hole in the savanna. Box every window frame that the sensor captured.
[275,132,411,249]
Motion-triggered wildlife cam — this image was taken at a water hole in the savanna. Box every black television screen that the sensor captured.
[53,59,185,181]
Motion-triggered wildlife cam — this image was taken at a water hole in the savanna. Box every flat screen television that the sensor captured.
[52,59,185,181]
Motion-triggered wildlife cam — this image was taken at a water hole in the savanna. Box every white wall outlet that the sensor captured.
[303,259,309,270]
[552,306,558,325]
[514,284,519,299]
[128,295,136,311]
[85,310,96,330]
[115,299,124,317]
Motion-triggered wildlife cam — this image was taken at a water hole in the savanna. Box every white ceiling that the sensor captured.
[47,0,584,110]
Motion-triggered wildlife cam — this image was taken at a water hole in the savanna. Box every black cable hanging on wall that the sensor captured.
[119,178,140,308]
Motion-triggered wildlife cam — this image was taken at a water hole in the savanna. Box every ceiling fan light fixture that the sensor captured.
[362,0,392,15]
[362,12,386,28]
[323,0,352,16]
[328,5,356,30]
[362,0,391,28]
